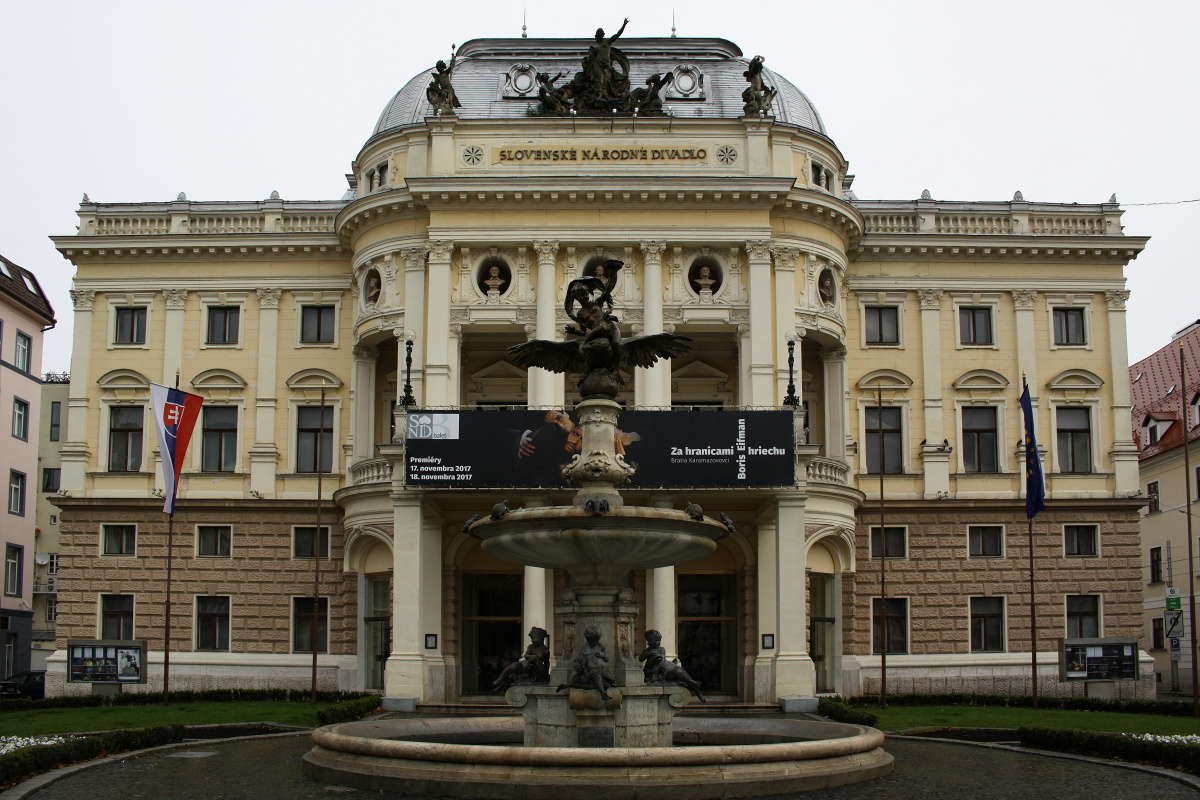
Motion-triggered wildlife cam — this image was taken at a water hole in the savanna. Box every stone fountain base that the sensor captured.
[507,684,692,748]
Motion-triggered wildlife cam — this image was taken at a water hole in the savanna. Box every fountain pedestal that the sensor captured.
[508,684,691,747]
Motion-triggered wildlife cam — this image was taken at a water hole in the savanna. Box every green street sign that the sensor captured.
[1167,597,1182,610]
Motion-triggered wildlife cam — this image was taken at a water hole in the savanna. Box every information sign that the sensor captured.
[67,639,148,684]
[1171,637,1182,662]
[1059,637,1139,681]
[1167,587,1182,611]
[1165,609,1184,638]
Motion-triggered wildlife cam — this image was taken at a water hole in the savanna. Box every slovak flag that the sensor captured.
[150,383,203,517]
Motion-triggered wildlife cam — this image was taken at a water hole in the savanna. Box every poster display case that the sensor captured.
[67,639,148,684]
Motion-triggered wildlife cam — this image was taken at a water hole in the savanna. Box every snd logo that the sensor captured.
[407,414,460,440]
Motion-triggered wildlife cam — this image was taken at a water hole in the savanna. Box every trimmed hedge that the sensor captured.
[317,696,382,726]
[845,693,1193,718]
[0,725,185,789]
[1019,726,1200,775]
[2,688,370,713]
[818,697,880,728]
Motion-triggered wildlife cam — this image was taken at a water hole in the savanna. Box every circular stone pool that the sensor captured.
[303,716,893,798]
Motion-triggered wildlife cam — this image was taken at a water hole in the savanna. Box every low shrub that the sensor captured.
[2,688,370,713]
[818,697,880,727]
[1019,726,1200,775]
[317,696,382,726]
[845,693,1191,717]
[0,725,184,789]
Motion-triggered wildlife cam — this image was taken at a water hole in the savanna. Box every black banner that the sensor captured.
[404,409,794,489]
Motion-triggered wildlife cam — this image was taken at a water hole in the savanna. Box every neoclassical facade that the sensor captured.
[48,35,1150,700]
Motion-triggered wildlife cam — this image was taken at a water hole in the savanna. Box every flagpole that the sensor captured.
[1028,513,1037,709]
[1181,342,1199,717]
[877,381,888,710]
[1022,374,1041,710]
[163,369,180,706]
[311,379,325,703]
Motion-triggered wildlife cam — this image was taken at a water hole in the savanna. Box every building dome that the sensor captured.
[370,37,825,141]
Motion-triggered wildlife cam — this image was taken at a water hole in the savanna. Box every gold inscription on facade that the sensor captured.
[493,146,709,164]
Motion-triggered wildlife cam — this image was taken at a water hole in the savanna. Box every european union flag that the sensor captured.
[1020,381,1046,519]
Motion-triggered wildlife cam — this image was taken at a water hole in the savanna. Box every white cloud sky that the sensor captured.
[2,0,1196,373]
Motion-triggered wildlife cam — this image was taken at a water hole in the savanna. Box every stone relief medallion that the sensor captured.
[363,267,382,306]
[818,268,837,306]
[462,145,484,166]
[716,145,738,165]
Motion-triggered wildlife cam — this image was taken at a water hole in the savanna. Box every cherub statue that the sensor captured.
[426,52,462,115]
[638,629,706,702]
[741,55,777,116]
[536,71,572,115]
[631,72,673,113]
[492,627,551,691]
[557,624,615,700]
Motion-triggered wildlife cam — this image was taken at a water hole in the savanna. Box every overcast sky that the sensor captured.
[2,0,1196,374]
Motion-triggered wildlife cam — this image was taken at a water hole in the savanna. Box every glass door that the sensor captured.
[363,576,391,691]
[808,572,835,693]
[677,573,738,694]
[461,572,522,694]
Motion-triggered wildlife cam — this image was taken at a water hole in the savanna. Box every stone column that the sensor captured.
[161,289,187,384]
[351,347,378,463]
[424,240,455,406]
[1011,290,1039,495]
[249,288,282,497]
[638,241,669,408]
[745,241,775,405]
[774,494,814,699]
[420,514,445,702]
[917,289,949,498]
[388,492,428,700]
[1105,290,1139,495]
[821,346,848,460]
[522,492,551,640]
[531,241,560,407]
[401,246,428,406]
[647,494,678,660]
[737,323,752,406]
[771,246,800,405]
[61,290,95,491]
[754,511,778,703]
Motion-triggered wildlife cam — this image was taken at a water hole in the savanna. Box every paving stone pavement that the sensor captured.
[24,734,1200,799]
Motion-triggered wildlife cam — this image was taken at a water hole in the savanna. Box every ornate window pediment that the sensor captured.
[856,369,913,399]
[97,368,150,400]
[191,368,247,401]
[953,369,1009,402]
[286,368,343,399]
[1046,368,1104,403]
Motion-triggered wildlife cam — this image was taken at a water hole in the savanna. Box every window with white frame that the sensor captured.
[201,407,237,473]
[45,596,57,623]
[968,525,1004,558]
[101,594,134,639]
[47,554,58,575]
[870,526,907,559]
[114,306,147,345]
[872,597,907,654]
[8,471,25,516]
[198,292,247,349]
[102,524,137,557]
[196,596,230,651]
[1064,524,1099,557]
[1056,407,1092,474]
[1045,295,1093,351]
[1065,594,1100,638]
[196,525,232,558]
[961,406,999,472]
[11,398,29,440]
[952,293,1001,349]
[14,331,32,372]
[4,545,21,596]
[293,526,330,559]
[296,406,333,473]
[970,596,1005,652]
[293,290,341,348]
[865,406,903,474]
[864,306,899,345]
[108,406,144,472]
[293,597,328,653]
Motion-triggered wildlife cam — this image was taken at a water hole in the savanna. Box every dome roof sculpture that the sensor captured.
[370,37,825,141]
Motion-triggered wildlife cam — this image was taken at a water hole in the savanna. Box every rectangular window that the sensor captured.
[1053,308,1086,345]
[47,554,58,575]
[41,468,60,492]
[45,596,57,623]
[293,597,328,653]
[865,406,902,474]
[196,596,230,651]
[970,597,1005,652]
[108,406,144,472]
[1147,481,1160,514]
[14,332,32,372]
[114,307,147,345]
[1066,594,1099,638]
[1149,546,1163,584]
[296,406,333,473]
[293,526,330,559]
[962,406,998,472]
[102,524,137,557]
[300,305,336,344]
[101,594,134,639]
[197,525,232,558]
[968,525,1004,558]
[872,597,907,654]
[11,399,29,440]
[959,307,993,345]
[201,407,237,473]
[48,401,61,441]
[1056,407,1091,473]
[206,306,240,345]
[8,471,25,516]
[1152,617,1165,650]
[870,526,907,559]
[1064,524,1098,557]
[4,545,21,596]
[864,306,899,345]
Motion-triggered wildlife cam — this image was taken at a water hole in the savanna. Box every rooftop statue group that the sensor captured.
[425,20,776,118]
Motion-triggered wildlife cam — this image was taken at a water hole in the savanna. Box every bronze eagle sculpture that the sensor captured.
[508,259,692,399]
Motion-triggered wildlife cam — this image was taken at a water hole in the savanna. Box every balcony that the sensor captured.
[349,457,393,486]
[32,577,57,594]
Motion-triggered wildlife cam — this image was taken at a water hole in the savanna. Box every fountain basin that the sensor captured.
[470,506,724,584]
[304,716,894,798]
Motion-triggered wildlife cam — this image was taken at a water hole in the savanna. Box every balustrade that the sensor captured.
[806,456,849,485]
[862,214,919,234]
[350,457,393,486]
[188,215,264,234]
[94,217,170,235]
[1029,215,1108,235]
[282,214,337,232]
[935,214,1013,235]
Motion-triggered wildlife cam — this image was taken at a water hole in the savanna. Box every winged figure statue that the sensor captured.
[508,259,692,399]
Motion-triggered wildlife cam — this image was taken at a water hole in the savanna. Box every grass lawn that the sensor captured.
[0,701,335,737]
[868,704,1200,736]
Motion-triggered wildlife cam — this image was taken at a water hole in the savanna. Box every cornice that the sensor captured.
[53,233,345,265]
[846,276,1129,293]
[71,276,351,293]
[853,234,1148,264]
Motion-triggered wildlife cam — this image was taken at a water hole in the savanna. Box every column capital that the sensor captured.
[917,288,943,310]
[163,288,188,309]
[533,240,560,263]
[1010,289,1037,310]
[352,346,379,360]
[744,240,772,262]
[256,287,282,308]
[771,244,801,269]
[427,240,455,262]
[820,345,848,362]
[639,240,667,260]
[402,246,429,270]
[1105,289,1131,311]
[69,289,95,310]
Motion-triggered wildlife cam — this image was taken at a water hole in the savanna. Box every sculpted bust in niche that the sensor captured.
[364,269,382,305]
[818,268,836,305]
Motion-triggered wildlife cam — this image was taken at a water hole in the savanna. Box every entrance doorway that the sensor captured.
[363,576,390,691]
[808,572,836,694]
[677,573,738,694]
[460,572,522,694]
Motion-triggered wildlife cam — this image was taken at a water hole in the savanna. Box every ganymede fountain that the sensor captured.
[303,261,893,796]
